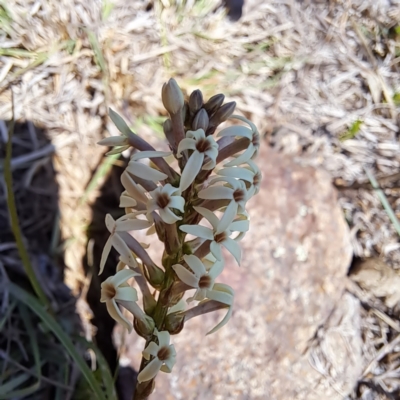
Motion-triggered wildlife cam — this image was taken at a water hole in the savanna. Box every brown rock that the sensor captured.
[126,144,362,399]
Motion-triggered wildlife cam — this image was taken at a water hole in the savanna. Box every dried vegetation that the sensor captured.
[0,0,400,398]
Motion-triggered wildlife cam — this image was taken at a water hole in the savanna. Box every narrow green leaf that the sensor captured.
[9,283,107,400]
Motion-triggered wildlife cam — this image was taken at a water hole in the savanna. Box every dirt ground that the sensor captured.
[1,0,400,398]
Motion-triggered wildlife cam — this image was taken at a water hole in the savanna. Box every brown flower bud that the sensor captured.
[164,312,185,335]
[162,78,184,115]
[188,89,203,114]
[206,101,236,135]
[144,263,165,290]
[133,315,155,340]
[192,108,209,131]
[204,93,225,114]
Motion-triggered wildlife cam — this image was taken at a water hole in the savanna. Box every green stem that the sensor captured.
[4,117,50,309]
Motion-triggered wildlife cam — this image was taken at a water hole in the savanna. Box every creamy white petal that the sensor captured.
[109,108,132,137]
[106,300,132,332]
[126,161,168,182]
[217,202,238,234]
[157,330,171,348]
[187,129,206,141]
[159,207,181,224]
[169,196,185,212]
[119,193,137,208]
[172,264,199,287]
[137,358,163,383]
[179,152,204,192]
[143,342,159,359]
[193,206,220,230]
[217,125,252,139]
[99,236,113,275]
[121,172,148,204]
[183,255,206,276]
[230,114,258,133]
[223,237,241,265]
[180,225,214,240]
[105,213,117,233]
[198,186,233,200]
[218,166,253,182]
[131,151,172,160]
[208,260,224,280]
[207,304,233,335]
[224,145,255,167]
[177,138,196,156]
[160,355,176,372]
[210,241,223,261]
[112,234,136,265]
[115,286,138,302]
[163,183,180,196]
[206,283,234,335]
[110,269,138,286]
[115,218,152,232]
[229,219,250,233]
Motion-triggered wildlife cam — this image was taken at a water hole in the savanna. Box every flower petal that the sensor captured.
[180,225,214,240]
[120,193,137,208]
[218,166,254,182]
[183,255,207,276]
[159,208,181,224]
[157,330,171,348]
[177,138,196,156]
[115,286,138,302]
[169,196,185,212]
[116,218,152,232]
[172,264,200,287]
[99,236,113,275]
[208,260,224,280]
[121,172,148,204]
[193,206,220,230]
[216,201,238,234]
[106,300,132,332]
[224,145,255,167]
[198,186,233,200]
[229,219,250,233]
[223,237,241,265]
[143,342,159,359]
[137,358,163,383]
[126,161,168,182]
[160,353,176,373]
[110,269,139,286]
[179,152,204,192]
[210,241,223,261]
[217,125,252,139]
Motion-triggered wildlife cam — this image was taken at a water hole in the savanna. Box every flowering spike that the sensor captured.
[97,80,261,397]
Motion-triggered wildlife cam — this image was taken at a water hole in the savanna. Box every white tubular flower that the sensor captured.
[217,159,262,197]
[137,330,177,383]
[198,176,249,231]
[177,129,218,192]
[180,206,249,265]
[204,283,234,335]
[100,269,140,332]
[147,184,185,224]
[126,151,172,182]
[217,115,260,167]
[100,214,152,275]
[172,255,224,303]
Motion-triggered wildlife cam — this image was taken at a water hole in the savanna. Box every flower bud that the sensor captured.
[192,109,209,131]
[144,264,165,290]
[207,101,236,135]
[162,78,184,115]
[188,89,203,114]
[164,312,185,335]
[204,93,225,114]
[133,314,156,339]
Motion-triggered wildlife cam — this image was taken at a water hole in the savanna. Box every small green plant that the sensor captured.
[98,79,261,399]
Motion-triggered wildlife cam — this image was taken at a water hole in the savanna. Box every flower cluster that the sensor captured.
[97,79,261,395]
